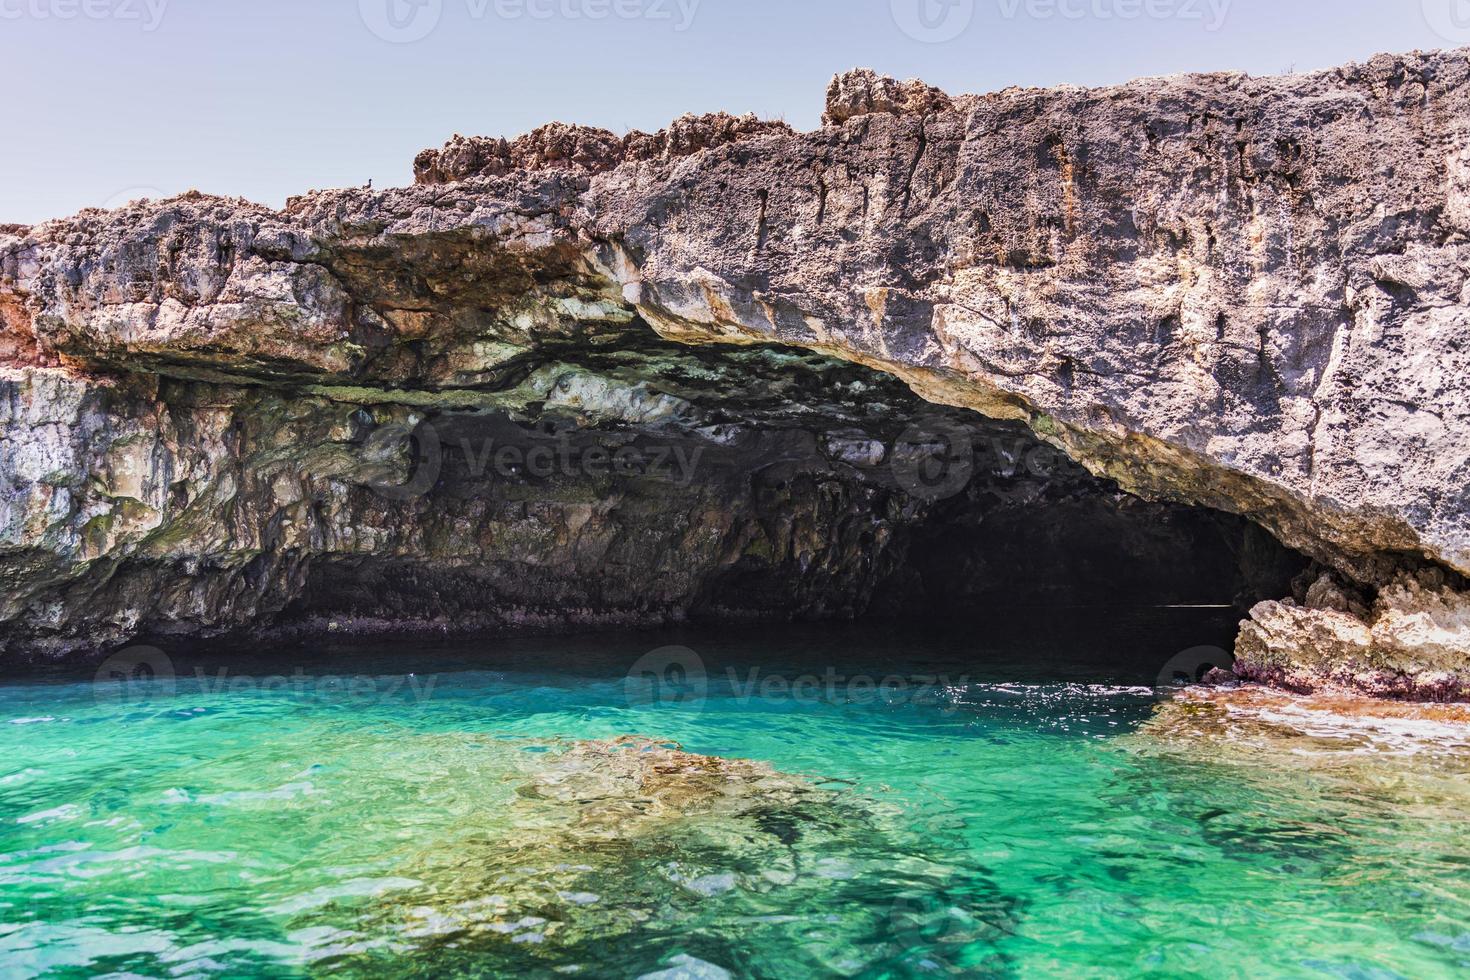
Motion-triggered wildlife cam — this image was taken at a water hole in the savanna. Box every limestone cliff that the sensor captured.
[3,50,1469,696]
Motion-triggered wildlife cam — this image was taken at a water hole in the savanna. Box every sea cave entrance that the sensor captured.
[273,339,1309,685]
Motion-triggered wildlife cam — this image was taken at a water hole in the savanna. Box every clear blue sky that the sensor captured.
[2,0,1461,224]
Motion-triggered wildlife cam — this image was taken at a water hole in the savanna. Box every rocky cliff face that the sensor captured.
[2,50,1468,695]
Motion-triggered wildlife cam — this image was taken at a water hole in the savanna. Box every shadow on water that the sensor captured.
[1,603,1247,690]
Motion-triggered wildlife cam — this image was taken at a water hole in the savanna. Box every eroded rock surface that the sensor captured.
[413,112,796,184]
[2,50,1469,691]
[1237,569,1470,699]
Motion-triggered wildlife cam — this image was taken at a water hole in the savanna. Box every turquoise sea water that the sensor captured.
[1,619,1468,978]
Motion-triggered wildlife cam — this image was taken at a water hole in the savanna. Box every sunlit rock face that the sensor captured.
[1235,569,1470,700]
[2,49,1469,694]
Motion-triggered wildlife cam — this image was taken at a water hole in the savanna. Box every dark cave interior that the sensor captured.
[280,342,1310,651]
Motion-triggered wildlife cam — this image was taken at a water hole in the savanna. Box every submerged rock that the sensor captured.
[1134,687,1470,811]
[1138,685,1470,770]
[517,736,827,822]
[1130,686,1470,909]
[312,737,1018,975]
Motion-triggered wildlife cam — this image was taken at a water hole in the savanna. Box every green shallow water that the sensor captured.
[1,620,1468,978]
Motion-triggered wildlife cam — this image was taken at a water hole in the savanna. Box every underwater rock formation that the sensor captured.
[2,49,1469,694]
[320,737,1017,975]
[1138,685,1470,765]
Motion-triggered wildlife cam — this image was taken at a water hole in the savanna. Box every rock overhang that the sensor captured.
[2,50,1469,694]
